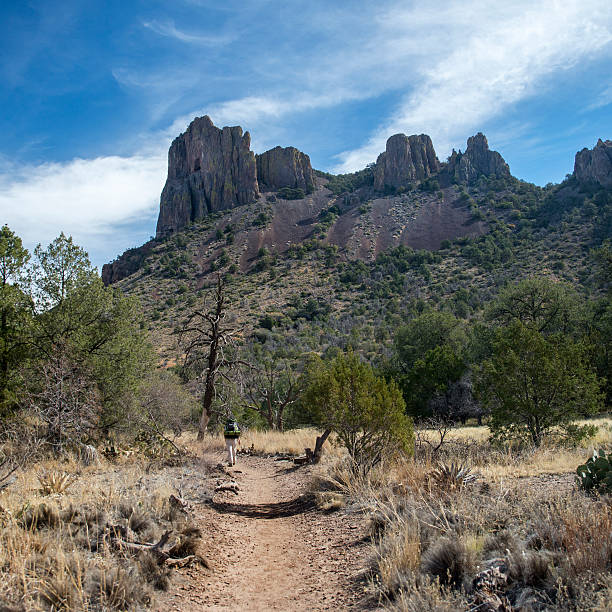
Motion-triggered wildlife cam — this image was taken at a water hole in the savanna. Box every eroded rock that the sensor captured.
[448,133,510,183]
[256,146,315,193]
[574,138,612,188]
[374,134,440,191]
[156,116,259,238]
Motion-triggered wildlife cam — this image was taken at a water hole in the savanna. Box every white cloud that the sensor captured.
[4,0,611,269]
[0,153,166,265]
[334,0,612,171]
[142,19,234,45]
[585,83,612,110]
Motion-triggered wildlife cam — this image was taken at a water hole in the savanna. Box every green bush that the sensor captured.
[277,187,306,200]
[303,351,414,472]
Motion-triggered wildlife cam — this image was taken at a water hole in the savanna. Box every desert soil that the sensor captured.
[155,452,370,611]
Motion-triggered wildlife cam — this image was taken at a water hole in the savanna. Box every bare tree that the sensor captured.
[240,359,302,431]
[180,276,241,439]
[24,349,100,449]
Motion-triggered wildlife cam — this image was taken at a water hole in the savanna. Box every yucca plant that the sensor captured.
[431,462,477,491]
[38,470,75,495]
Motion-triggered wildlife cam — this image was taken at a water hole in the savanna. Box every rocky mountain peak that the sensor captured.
[448,132,510,183]
[574,138,612,188]
[256,146,315,192]
[156,115,259,238]
[155,116,319,238]
[373,133,440,191]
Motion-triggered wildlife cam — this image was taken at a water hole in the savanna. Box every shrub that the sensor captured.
[277,187,305,200]
[303,350,414,472]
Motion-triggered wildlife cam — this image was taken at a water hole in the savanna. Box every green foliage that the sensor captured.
[420,178,440,193]
[0,226,32,414]
[288,295,331,322]
[576,449,612,493]
[29,235,154,434]
[486,276,584,335]
[403,345,466,418]
[303,351,414,471]
[461,231,513,270]
[277,187,306,200]
[33,232,95,308]
[394,311,466,371]
[253,211,270,227]
[317,165,374,195]
[476,321,603,446]
[393,312,467,418]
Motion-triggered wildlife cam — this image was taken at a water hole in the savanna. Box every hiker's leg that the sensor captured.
[225,438,233,465]
[232,439,238,464]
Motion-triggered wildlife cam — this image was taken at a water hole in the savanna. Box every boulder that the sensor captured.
[574,138,612,188]
[256,146,315,192]
[156,116,259,237]
[374,134,440,191]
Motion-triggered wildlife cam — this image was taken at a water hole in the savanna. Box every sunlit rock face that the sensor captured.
[374,133,440,190]
[447,133,510,184]
[156,115,259,238]
[574,139,612,188]
[256,146,315,193]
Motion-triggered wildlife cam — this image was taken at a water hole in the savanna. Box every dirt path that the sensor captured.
[156,454,369,611]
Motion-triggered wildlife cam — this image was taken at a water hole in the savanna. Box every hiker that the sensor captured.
[224,417,241,466]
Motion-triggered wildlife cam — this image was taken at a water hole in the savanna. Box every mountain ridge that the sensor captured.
[102,117,610,287]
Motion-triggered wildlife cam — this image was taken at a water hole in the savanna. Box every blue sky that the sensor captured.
[1,0,611,268]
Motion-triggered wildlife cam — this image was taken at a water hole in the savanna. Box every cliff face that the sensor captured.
[447,133,510,183]
[256,146,315,192]
[374,134,440,190]
[101,241,155,285]
[574,139,612,188]
[156,116,259,237]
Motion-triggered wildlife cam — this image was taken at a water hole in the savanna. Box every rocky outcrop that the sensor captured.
[156,116,259,238]
[256,146,315,192]
[574,139,612,188]
[374,134,440,191]
[447,133,510,183]
[101,241,155,285]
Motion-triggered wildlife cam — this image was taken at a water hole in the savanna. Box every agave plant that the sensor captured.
[431,462,478,491]
[37,470,75,495]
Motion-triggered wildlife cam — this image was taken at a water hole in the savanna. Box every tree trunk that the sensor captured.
[305,428,332,464]
[197,352,217,440]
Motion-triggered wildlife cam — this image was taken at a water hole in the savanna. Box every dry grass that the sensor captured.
[177,427,344,458]
[0,450,207,611]
[314,416,612,611]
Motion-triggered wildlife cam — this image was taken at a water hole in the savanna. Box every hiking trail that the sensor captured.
[156,453,369,611]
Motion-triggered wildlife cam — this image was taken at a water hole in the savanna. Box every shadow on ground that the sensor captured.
[211,494,316,519]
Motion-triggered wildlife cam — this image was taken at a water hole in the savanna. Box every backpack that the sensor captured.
[224,420,240,438]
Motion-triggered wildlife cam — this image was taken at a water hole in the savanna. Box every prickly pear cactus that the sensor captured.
[576,450,612,493]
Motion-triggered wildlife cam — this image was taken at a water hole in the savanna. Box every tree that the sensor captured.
[394,311,467,373]
[485,276,583,336]
[32,232,94,309]
[240,358,302,431]
[476,321,603,446]
[181,275,241,439]
[303,351,414,472]
[0,226,31,414]
[28,234,153,433]
[393,311,468,419]
[24,352,99,448]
